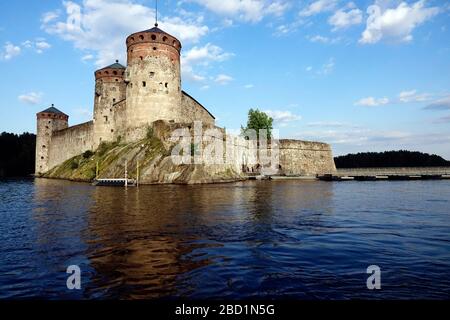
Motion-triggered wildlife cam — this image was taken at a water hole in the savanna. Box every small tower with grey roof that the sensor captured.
[93,60,126,147]
[35,105,69,174]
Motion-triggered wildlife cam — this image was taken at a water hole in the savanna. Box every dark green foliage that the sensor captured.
[241,108,273,139]
[83,150,94,159]
[191,143,199,156]
[0,132,36,178]
[70,159,79,170]
[335,150,450,168]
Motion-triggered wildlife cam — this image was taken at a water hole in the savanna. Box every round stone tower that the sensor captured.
[93,60,126,147]
[125,24,182,131]
[35,105,69,174]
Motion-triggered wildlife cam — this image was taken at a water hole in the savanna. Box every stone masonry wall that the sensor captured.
[181,91,215,126]
[279,139,336,175]
[47,121,94,170]
[125,38,182,131]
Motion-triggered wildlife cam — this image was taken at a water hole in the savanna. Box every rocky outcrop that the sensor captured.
[42,133,244,185]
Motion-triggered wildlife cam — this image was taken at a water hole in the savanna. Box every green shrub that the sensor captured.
[191,143,198,156]
[70,159,79,170]
[83,150,94,159]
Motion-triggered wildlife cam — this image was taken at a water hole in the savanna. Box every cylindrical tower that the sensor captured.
[35,105,69,174]
[93,60,126,147]
[125,25,182,131]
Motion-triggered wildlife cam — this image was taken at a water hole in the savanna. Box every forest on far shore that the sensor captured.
[1,132,450,177]
[0,132,36,178]
[334,150,450,168]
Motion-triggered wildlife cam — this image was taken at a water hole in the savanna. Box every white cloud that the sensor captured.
[318,57,335,75]
[355,96,390,107]
[188,0,289,22]
[398,90,430,102]
[41,11,60,24]
[244,84,254,89]
[182,43,233,82]
[307,121,359,128]
[20,39,52,54]
[328,4,363,31]
[18,92,43,105]
[42,0,210,67]
[306,66,313,72]
[308,35,330,43]
[433,115,450,124]
[307,34,342,44]
[214,74,233,85]
[360,0,440,44]
[81,54,94,62]
[35,41,52,53]
[424,96,450,110]
[300,0,338,17]
[1,42,21,60]
[265,110,302,127]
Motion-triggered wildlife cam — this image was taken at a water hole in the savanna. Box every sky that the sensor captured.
[1,0,449,158]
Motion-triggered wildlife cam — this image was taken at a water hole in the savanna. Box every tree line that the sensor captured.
[334,150,450,168]
[0,132,36,178]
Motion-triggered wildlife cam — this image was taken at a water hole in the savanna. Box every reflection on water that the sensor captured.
[0,178,449,299]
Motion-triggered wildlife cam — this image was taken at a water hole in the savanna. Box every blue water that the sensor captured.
[0,178,449,299]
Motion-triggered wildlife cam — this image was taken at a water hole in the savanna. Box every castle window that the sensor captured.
[41,156,44,160]
[153,47,157,51]
[163,36,167,42]
[115,79,118,82]
[104,116,108,123]
[130,83,133,88]
[142,81,146,87]
[140,56,143,61]
[111,129,114,133]
[113,71,117,75]
[150,72,155,78]
[45,126,49,129]
[165,82,168,88]
[151,34,156,41]
[42,145,46,148]
[113,98,116,103]
[139,35,144,40]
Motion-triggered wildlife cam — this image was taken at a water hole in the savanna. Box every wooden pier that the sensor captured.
[318,167,450,182]
[92,178,136,187]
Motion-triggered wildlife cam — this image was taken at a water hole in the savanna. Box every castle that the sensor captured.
[36,24,336,179]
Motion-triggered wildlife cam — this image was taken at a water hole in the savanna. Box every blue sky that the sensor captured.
[1,0,449,157]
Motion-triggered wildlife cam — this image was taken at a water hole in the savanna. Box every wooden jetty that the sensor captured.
[92,178,136,187]
[318,167,450,182]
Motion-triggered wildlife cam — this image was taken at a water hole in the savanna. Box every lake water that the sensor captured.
[0,178,449,299]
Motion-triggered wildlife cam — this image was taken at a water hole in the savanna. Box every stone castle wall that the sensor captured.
[181,91,215,126]
[279,139,336,175]
[47,121,94,170]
